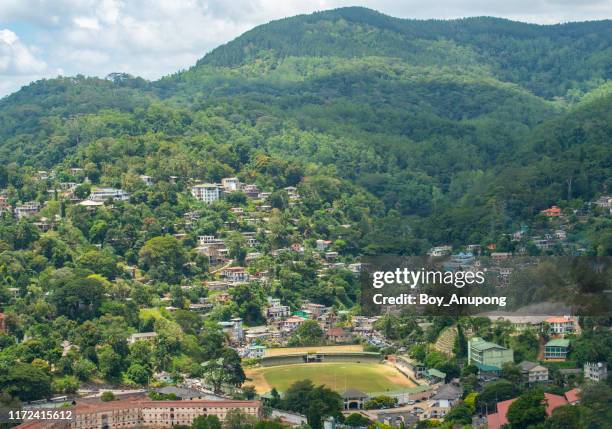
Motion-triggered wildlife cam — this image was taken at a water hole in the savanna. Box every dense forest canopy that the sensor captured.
[0,6,610,247]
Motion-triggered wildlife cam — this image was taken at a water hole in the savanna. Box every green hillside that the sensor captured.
[0,6,610,248]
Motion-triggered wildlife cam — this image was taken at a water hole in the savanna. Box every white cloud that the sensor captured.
[0,0,610,96]
[0,29,46,74]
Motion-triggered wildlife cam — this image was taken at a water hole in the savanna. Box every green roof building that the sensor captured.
[544,339,570,360]
[468,337,514,369]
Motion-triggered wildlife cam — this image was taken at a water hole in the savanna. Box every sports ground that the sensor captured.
[245,361,417,394]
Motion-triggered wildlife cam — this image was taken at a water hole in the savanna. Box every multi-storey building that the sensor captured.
[468,337,514,369]
[545,316,576,335]
[191,184,222,203]
[544,339,570,360]
[15,399,261,429]
[14,201,41,219]
[584,362,607,381]
[89,187,130,202]
[519,361,549,384]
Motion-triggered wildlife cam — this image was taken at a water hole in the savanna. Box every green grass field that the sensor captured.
[246,362,416,394]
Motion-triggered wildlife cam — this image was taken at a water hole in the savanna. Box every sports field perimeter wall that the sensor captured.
[260,352,382,367]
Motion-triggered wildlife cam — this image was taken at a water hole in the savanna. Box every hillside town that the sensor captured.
[0,165,609,429]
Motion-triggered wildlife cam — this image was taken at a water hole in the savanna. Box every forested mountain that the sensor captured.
[0,6,611,407]
[0,6,610,248]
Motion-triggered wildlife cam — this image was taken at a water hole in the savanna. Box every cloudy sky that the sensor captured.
[0,0,611,97]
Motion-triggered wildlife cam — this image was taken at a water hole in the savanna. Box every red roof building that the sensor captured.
[487,391,580,429]
[541,206,562,217]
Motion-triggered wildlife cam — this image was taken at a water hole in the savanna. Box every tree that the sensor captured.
[345,413,370,427]
[139,235,187,283]
[477,380,520,410]
[443,404,473,426]
[0,363,52,401]
[101,391,116,402]
[50,275,106,321]
[288,320,325,347]
[126,363,151,385]
[223,409,257,429]
[77,250,119,279]
[192,415,222,429]
[97,344,124,380]
[242,385,257,400]
[280,380,342,429]
[507,389,546,429]
[545,405,584,429]
[501,362,523,385]
[201,351,245,394]
[73,358,97,381]
[226,232,247,265]
[364,395,396,410]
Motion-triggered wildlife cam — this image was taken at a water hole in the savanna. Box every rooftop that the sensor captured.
[545,339,570,347]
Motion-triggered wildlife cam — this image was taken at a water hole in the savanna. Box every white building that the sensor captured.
[519,361,549,384]
[14,201,41,219]
[140,175,154,186]
[584,362,607,381]
[127,332,158,345]
[221,266,249,283]
[545,316,576,335]
[191,184,222,203]
[221,177,241,192]
[90,187,130,202]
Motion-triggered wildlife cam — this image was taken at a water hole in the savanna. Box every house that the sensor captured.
[450,252,474,266]
[426,368,446,384]
[267,301,291,320]
[78,199,104,208]
[487,391,579,429]
[243,184,260,198]
[541,205,562,217]
[545,316,576,335]
[519,361,549,384]
[280,316,306,332]
[221,177,241,192]
[90,187,130,202]
[302,302,326,317]
[490,252,512,262]
[584,362,607,381]
[127,332,158,345]
[486,314,547,332]
[429,382,463,418]
[221,266,249,283]
[191,183,222,203]
[248,344,267,359]
[325,327,352,344]
[316,239,332,251]
[189,303,212,313]
[396,356,426,379]
[475,363,502,381]
[428,245,452,257]
[324,251,339,260]
[140,175,154,186]
[594,195,612,208]
[245,326,273,344]
[544,339,570,360]
[14,201,41,219]
[468,337,514,369]
[219,318,244,343]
